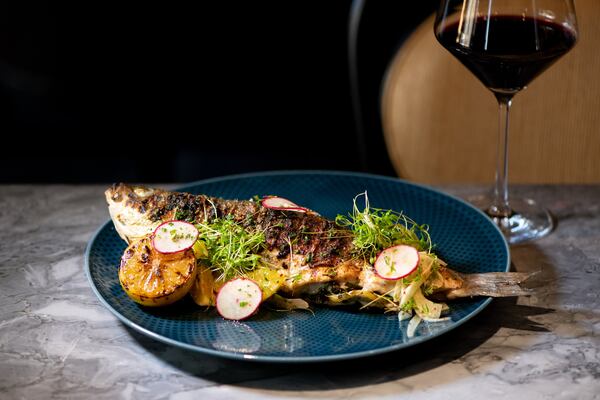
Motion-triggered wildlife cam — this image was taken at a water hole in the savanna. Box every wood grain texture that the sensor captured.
[381,0,600,184]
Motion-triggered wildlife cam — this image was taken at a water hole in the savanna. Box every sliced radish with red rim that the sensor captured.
[374,245,420,280]
[152,220,199,254]
[262,196,307,213]
[216,278,263,320]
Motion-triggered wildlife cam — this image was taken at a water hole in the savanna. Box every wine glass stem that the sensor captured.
[490,95,513,218]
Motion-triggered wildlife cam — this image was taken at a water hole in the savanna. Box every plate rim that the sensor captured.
[84,170,510,363]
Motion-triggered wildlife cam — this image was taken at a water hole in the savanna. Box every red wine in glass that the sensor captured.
[437,16,577,95]
[434,1,578,244]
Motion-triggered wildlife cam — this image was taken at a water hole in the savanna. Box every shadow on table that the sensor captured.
[124,243,558,391]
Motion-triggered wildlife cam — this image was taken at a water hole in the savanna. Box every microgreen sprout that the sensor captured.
[195,216,266,281]
[335,192,432,263]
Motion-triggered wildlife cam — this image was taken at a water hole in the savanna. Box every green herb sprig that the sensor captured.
[335,192,432,263]
[195,216,265,281]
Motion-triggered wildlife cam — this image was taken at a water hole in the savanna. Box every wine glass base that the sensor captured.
[467,195,554,245]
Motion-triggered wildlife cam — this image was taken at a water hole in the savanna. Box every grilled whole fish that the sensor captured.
[105,183,532,307]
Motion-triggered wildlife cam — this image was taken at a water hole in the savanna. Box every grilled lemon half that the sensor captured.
[119,236,197,306]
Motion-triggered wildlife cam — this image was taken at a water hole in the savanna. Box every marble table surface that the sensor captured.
[1,184,599,400]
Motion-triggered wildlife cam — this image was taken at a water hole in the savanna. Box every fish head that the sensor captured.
[105,183,162,243]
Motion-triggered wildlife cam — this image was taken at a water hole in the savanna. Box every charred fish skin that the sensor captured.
[106,183,357,270]
[106,184,261,243]
[106,183,229,241]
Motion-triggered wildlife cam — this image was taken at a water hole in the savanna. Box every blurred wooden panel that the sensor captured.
[381,0,600,184]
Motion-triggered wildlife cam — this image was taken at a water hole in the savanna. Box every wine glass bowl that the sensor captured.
[434,0,578,244]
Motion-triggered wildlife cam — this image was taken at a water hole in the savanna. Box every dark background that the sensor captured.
[0,1,436,183]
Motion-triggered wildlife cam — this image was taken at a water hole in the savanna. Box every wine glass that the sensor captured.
[434,0,578,244]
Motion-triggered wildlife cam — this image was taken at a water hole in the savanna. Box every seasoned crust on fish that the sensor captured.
[106,183,357,270]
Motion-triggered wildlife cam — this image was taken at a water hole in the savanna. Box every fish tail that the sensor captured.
[443,271,538,299]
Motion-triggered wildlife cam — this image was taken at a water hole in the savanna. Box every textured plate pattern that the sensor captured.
[85,171,509,362]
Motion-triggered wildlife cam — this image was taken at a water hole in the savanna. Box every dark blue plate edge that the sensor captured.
[84,170,510,363]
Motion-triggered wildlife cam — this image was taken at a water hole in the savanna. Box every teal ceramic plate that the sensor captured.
[85,171,509,362]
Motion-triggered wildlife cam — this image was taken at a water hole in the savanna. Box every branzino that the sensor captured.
[105,183,532,304]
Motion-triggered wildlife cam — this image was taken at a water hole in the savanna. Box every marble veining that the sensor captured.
[1,184,599,399]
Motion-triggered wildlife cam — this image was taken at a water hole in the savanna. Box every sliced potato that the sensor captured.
[119,236,196,306]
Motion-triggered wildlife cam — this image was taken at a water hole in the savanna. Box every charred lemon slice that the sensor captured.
[119,236,197,306]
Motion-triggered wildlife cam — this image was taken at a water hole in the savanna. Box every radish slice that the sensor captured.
[216,278,263,320]
[152,221,199,254]
[374,245,420,280]
[262,196,307,213]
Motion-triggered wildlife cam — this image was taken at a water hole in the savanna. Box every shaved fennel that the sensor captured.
[407,315,422,338]
[394,252,449,337]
